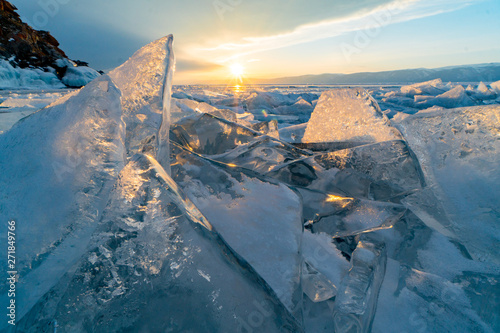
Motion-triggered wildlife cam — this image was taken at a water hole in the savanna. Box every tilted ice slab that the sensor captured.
[109,35,175,172]
[17,154,301,332]
[171,144,303,314]
[395,105,500,264]
[303,89,402,143]
[0,76,126,327]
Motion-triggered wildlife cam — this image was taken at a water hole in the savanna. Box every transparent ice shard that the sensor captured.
[300,189,406,238]
[333,236,387,333]
[0,76,125,327]
[170,113,261,155]
[171,144,303,315]
[300,230,350,332]
[249,119,280,138]
[279,123,307,143]
[211,136,311,174]
[302,261,337,303]
[109,35,175,173]
[17,154,301,332]
[268,140,424,202]
[303,89,401,144]
[401,188,456,239]
[395,105,500,264]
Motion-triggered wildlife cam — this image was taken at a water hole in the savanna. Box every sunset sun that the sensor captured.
[230,63,245,77]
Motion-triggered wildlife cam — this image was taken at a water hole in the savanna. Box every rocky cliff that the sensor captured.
[0,0,99,88]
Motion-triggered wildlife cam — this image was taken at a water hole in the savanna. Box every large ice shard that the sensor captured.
[302,89,401,143]
[109,35,175,173]
[17,154,301,332]
[0,76,125,327]
[395,105,500,264]
[171,143,303,315]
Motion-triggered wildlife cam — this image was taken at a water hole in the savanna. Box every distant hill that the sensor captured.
[255,63,500,85]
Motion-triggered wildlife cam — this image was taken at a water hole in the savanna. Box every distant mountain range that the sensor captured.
[254,63,500,85]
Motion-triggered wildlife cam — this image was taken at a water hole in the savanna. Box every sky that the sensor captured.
[11,0,500,84]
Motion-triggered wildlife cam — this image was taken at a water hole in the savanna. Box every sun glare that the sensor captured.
[230,63,244,77]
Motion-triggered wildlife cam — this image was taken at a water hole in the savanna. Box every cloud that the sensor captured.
[193,0,477,63]
[176,59,224,72]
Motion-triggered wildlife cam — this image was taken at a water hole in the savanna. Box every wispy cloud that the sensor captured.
[191,0,477,64]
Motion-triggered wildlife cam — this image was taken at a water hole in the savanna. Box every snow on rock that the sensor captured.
[0,75,126,326]
[395,105,500,264]
[61,65,100,87]
[109,35,175,172]
[0,59,65,89]
[303,88,402,143]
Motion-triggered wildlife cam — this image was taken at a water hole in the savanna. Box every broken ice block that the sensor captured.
[395,105,500,264]
[212,136,311,174]
[302,89,402,143]
[400,78,447,97]
[17,154,301,332]
[333,236,387,333]
[268,140,424,202]
[302,189,407,238]
[170,113,261,155]
[302,261,337,302]
[415,85,476,109]
[109,35,175,173]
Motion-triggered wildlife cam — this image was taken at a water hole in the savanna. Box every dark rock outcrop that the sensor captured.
[0,0,99,87]
[0,0,67,68]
